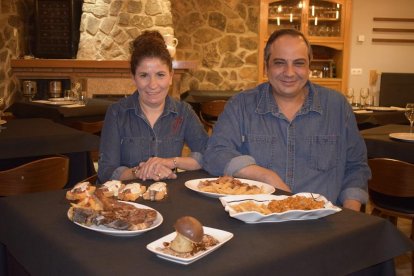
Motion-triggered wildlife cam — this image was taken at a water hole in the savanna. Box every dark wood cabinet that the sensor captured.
[34,0,83,59]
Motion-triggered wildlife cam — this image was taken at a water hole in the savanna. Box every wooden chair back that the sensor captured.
[199,100,227,133]
[368,158,414,197]
[368,158,414,275]
[0,156,69,196]
[66,120,104,135]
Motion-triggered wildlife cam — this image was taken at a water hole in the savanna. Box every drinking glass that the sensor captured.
[0,93,6,130]
[360,88,370,108]
[405,103,414,134]
[346,88,354,105]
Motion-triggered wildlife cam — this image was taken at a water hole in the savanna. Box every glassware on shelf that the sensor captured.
[360,88,370,108]
[405,103,414,134]
[346,88,354,105]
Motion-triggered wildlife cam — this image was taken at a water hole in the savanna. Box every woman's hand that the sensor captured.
[135,157,177,181]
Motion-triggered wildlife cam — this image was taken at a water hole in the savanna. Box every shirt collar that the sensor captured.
[126,91,179,116]
[256,81,323,116]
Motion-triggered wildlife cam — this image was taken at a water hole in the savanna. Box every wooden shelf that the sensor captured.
[373,28,414,33]
[373,17,414,22]
[372,38,414,43]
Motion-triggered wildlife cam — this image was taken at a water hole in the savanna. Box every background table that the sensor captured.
[354,110,407,130]
[7,98,113,124]
[0,170,412,275]
[0,118,100,187]
[361,124,414,163]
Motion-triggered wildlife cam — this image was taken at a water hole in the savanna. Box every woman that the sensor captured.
[98,31,208,183]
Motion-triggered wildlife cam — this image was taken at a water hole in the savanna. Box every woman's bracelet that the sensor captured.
[172,157,178,173]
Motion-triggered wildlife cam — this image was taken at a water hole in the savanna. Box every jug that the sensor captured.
[163,34,178,58]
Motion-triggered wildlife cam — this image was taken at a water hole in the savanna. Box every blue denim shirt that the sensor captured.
[203,82,371,206]
[98,92,208,183]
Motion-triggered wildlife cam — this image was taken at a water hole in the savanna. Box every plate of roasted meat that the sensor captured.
[185,176,275,198]
[66,182,163,237]
[220,193,341,223]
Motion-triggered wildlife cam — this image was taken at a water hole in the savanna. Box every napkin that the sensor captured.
[353,110,373,114]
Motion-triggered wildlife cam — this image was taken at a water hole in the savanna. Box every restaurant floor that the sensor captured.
[366,203,412,276]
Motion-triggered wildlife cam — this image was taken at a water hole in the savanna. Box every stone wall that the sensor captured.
[77,0,175,60]
[0,0,30,107]
[172,0,259,92]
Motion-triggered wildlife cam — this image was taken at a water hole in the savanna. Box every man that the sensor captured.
[203,29,370,211]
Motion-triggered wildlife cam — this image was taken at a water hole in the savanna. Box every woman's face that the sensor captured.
[133,57,173,107]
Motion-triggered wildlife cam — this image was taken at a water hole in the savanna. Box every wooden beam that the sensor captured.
[372,38,414,43]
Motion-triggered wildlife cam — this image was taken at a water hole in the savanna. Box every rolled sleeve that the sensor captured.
[190,152,204,167]
[339,187,369,205]
[224,155,256,176]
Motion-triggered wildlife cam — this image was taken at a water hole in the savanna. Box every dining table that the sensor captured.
[361,124,414,164]
[0,118,100,187]
[0,170,412,276]
[353,109,407,130]
[7,98,113,124]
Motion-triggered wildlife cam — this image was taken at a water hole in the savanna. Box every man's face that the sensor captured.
[266,35,310,99]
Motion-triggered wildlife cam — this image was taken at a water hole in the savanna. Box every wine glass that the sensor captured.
[405,103,414,134]
[360,88,370,108]
[346,88,354,105]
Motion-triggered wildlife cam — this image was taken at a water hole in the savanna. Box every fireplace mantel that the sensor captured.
[11,59,198,98]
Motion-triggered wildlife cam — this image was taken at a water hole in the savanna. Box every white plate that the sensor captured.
[366,106,398,111]
[0,119,6,125]
[67,202,163,237]
[184,178,276,198]
[220,193,341,223]
[146,227,233,265]
[389,132,414,142]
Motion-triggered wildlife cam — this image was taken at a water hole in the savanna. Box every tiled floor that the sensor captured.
[395,217,412,276]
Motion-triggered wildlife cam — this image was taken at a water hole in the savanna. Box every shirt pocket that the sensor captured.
[120,136,150,166]
[307,135,339,172]
[244,134,284,169]
[158,136,184,157]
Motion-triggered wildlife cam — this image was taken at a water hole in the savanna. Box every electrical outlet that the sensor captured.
[351,68,362,75]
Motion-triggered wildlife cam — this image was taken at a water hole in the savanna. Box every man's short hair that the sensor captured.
[264,28,313,68]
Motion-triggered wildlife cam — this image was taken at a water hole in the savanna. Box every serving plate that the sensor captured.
[389,132,414,142]
[67,202,163,237]
[146,226,233,265]
[184,178,275,198]
[220,193,341,223]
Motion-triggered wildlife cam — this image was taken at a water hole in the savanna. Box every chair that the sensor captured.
[368,158,414,275]
[65,120,104,135]
[65,120,104,164]
[0,156,69,196]
[199,100,227,134]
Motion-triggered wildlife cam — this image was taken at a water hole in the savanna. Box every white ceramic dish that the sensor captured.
[366,106,398,111]
[184,178,276,198]
[389,132,414,142]
[67,202,163,237]
[220,193,341,223]
[146,226,233,265]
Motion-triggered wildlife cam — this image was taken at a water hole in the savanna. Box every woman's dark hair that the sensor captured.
[130,30,173,75]
[264,28,313,68]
